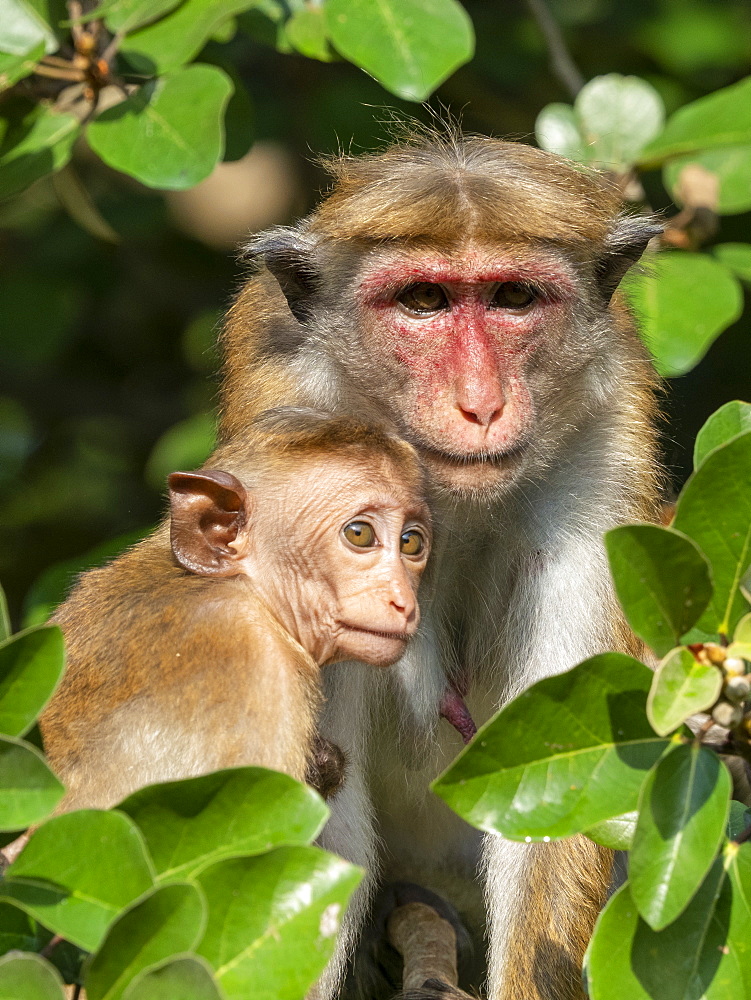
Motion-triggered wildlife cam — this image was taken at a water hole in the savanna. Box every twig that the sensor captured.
[387,901,459,991]
[40,934,64,959]
[524,0,585,98]
[52,165,121,243]
[695,716,716,743]
[0,829,30,868]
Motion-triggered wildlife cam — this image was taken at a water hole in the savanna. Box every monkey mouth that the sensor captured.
[418,444,526,469]
[341,625,412,642]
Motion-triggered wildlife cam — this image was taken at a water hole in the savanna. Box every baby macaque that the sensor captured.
[40,408,432,809]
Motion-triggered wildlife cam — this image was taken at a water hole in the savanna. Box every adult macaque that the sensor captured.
[41,409,432,810]
[219,131,663,1000]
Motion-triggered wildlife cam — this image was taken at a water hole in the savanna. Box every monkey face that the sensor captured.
[348,244,581,495]
[246,455,431,667]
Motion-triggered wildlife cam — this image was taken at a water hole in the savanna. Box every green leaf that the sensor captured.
[196,847,362,1000]
[630,744,730,929]
[0,901,39,953]
[118,767,328,881]
[664,145,751,216]
[0,582,10,643]
[605,524,713,657]
[640,76,751,164]
[574,74,664,170]
[144,412,215,491]
[535,103,587,162]
[236,3,288,52]
[88,0,182,34]
[87,66,232,191]
[121,0,260,75]
[285,7,333,62]
[647,648,723,737]
[622,251,743,377]
[0,41,45,93]
[0,736,64,829]
[0,625,65,737]
[585,811,637,850]
[85,883,206,1000]
[722,842,751,994]
[713,243,751,283]
[0,952,65,1000]
[432,653,668,840]
[585,846,751,1000]
[728,612,751,663]
[325,0,474,103]
[0,104,80,200]
[123,955,223,1000]
[673,430,751,636]
[694,400,751,469]
[2,810,154,951]
[727,800,751,840]
[0,0,58,55]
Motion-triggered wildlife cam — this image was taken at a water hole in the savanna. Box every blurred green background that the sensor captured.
[2,0,751,626]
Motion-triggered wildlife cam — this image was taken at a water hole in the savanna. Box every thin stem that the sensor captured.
[524,0,585,98]
[40,54,78,68]
[695,716,716,743]
[40,934,64,960]
[34,63,84,81]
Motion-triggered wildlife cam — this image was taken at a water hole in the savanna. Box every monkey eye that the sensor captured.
[343,521,377,548]
[397,283,448,315]
[400,529,426,557]
[491,282,537,310]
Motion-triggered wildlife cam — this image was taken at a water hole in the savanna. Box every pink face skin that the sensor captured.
[356,247,578,491]
[242,456,431,667]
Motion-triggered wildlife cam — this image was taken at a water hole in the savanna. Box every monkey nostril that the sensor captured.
[457,403,504,427]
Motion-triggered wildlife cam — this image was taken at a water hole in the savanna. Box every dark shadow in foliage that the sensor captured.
[608,690,667,771]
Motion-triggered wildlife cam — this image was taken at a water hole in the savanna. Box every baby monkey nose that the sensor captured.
[389,576,416,621]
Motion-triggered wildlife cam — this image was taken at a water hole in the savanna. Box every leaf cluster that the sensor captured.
[434,402,751,1000]
[0,607,361,999]
[0,0,475,196]
[536,73,751,378]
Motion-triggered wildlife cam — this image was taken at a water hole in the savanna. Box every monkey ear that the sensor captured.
[596,215,663,302]
[168,470,250,577]
[242,227,321,322]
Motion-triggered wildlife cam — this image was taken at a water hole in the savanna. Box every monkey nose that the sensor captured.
[457,402,504,427]
[455,382,505,428]
[390,579,416,622]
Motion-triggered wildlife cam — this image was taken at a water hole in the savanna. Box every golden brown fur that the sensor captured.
[218,133,663,1000]
[44,531,320,808]
[42,411,429,812]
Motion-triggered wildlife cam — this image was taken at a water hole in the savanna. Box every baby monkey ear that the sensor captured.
[168,470,250,577]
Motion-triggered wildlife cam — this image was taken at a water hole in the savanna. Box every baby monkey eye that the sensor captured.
[397,283,448,314]
[400,529,425,556]
[491,282,537,309]
[343,521,376,548]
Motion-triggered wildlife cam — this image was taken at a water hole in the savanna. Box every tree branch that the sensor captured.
[524,0,585,98]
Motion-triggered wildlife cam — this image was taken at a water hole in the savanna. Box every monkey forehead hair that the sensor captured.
[214,406,428,501]
[311,130,624,252]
